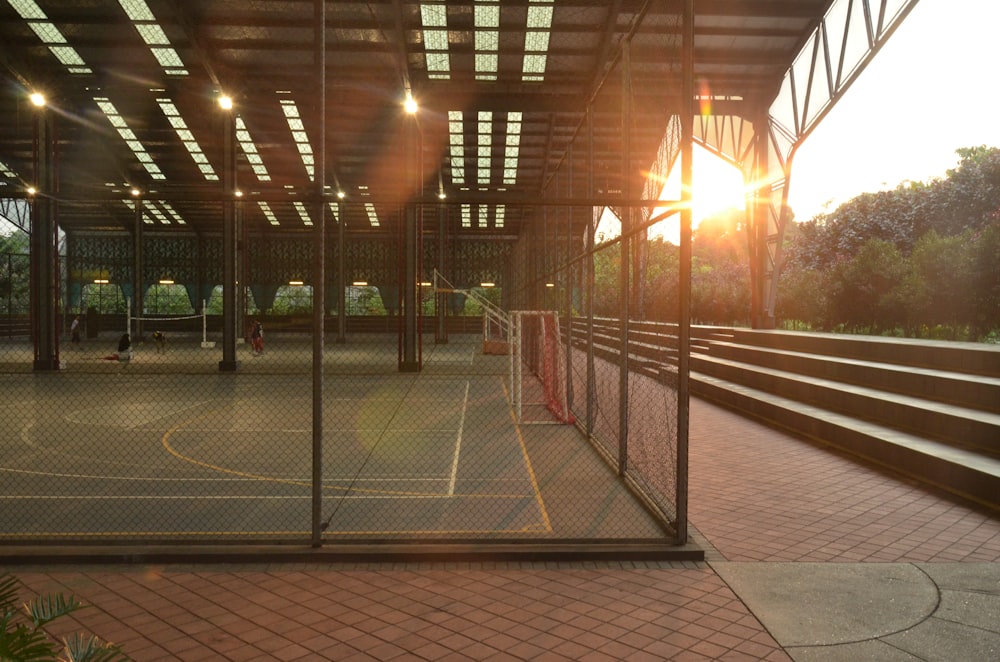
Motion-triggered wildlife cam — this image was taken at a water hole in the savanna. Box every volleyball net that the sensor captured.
[126,298,215,348]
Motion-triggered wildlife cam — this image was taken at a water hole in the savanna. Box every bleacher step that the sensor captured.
[691,373,1000,509]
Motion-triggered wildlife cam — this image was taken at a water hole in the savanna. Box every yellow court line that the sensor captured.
[500,377,553,533]
[160,406,540,501]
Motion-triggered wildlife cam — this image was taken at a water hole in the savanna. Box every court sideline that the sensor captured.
[8,396,1000,660]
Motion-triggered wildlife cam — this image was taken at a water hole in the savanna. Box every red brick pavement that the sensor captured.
[10,398,999,660]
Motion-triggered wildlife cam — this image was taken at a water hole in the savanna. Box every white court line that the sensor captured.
[447,381,470,496]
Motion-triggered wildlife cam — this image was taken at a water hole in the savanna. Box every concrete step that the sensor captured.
[691,354,1000,455]
[730,329,1000,377]
[691,373,1000,509]
[704,341,1000,414]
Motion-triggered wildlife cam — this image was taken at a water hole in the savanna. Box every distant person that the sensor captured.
[250,320,264,355]
[102,333,132,363]
[70,315,81,349]
[116,333,132,362]
[152,330,166,353]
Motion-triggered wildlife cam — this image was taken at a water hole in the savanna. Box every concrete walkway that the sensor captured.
[8,398,1000,661]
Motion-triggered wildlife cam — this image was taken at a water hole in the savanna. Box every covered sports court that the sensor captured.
[0,1,921,554]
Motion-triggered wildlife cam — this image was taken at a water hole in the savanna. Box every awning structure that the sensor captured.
[0,0,920,322]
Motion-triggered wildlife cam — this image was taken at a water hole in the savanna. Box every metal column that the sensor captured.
[30,105,58,371]
[218,105,239,372]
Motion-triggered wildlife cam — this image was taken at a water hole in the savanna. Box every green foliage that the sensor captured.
[0,232,31,315]
[778,145,1000,340]
[0,573,131,662]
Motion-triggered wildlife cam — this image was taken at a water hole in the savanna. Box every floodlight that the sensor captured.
[29,92,45,107]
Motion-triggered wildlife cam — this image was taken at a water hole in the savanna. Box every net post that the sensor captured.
[200,299,216,348]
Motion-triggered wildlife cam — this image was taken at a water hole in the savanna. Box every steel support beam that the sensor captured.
[30,107,58,371]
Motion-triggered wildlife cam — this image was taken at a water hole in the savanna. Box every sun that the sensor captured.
[649,145,746,244]
[592,145,746,245]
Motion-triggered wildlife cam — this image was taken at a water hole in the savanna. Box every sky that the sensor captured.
[652,0,1000,240]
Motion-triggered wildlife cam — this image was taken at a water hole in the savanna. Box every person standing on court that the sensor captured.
[70,315,81,349]
[250,320,264,355]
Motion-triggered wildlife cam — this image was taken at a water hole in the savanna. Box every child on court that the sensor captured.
[250,320,264,355]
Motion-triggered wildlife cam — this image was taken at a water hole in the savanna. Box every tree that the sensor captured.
[828,239,915,334]
[909,230,974,337]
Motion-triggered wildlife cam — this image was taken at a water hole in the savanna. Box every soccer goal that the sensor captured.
[431,272,571,424]
[510,310,572,424]
[432,269,510,355]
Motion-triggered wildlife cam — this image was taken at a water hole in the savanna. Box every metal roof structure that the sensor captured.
[0,0,919,242]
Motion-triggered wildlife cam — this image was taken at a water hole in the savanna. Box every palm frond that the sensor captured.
[26,593,83,628]
[0,616,60,661]
[0,573,21,612]
[63,632,132,662]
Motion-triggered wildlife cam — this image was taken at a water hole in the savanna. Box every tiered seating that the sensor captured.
[568,319,1000,508]
[692,329,1000,508]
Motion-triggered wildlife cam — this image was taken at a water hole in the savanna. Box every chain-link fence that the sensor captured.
[0,203,684,546]
[1,19,690,548]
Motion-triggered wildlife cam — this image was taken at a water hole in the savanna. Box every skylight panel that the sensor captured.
[504,111,521,185]
[159,200,186,225]
[11,0,92,75]
[448,110,465,185]
[157,98,217,181]
[365,203,380,227]
[118,0,188,76]
[496,205,506,228]
[280,99,314,181]
[421,3,451,80]
[477,111,492,187]
[122,199,155,224]
[328,203,340,223]
[461,205,472,228]
[135,23,168,44]
[0,160,17,179]
[145,201,170,224]
[474,1,500,81]
[522,0,554,82]
[119,0,155,21]
[478,206,488,228]
[258,201,279,226]
[8,0,45,19]
[95,96,165,180]
[235,117,270,181]
[293,201,313,226]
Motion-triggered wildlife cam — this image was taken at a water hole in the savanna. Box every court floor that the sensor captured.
[0,350,669,543]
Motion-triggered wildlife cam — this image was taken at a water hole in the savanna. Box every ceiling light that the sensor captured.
[480,282,495,288]
[404,95,418,114]
[218,95,233,110]
[352,280,368,286]
[29,92,45,107]
[289,280,304,286]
